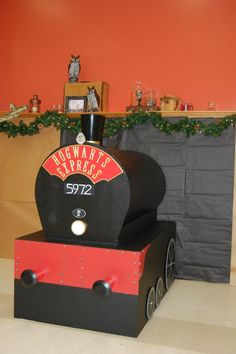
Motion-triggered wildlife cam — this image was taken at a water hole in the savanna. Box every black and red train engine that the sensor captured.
[14,114,176,337]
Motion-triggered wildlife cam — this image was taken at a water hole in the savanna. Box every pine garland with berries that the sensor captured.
[0,110,235,138]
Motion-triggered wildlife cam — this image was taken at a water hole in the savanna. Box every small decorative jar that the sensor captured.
[29,94,41,113]
[145,90,157,111]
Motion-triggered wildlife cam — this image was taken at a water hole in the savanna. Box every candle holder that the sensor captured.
[207,101,216,111]
[135,81,144,110]
[126,81,145,112]
[145,90,158,111]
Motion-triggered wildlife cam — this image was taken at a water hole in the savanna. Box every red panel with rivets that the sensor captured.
[14,239,150,295]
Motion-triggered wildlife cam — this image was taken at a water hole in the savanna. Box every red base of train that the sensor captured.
[14,221,175,337]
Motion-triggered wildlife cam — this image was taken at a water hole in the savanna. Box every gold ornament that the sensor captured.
[0,103,27,123]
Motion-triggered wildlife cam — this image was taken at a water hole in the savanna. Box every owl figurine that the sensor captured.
[87,86,100,112]
[68,55,81,83]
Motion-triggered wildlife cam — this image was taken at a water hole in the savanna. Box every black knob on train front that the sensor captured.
[92,280,112,298]
[21,269,38,288]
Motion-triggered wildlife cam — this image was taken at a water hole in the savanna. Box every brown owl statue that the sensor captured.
[68,55,81,83]
[87,86,100,112]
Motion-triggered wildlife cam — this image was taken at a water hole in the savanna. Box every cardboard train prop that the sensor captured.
[14,114,176,337]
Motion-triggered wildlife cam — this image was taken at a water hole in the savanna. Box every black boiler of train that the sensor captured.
[14,114,176,337]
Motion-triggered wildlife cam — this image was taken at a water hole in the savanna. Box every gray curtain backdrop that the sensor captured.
[104,118,235,283]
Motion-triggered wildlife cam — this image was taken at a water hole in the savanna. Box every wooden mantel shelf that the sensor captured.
[1,111,236,119]
[69,111,236,119]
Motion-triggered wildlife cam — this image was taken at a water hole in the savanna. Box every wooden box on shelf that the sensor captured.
[64,81,108,112]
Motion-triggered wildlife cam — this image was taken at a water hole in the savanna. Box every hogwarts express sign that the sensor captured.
[43,145,123,183]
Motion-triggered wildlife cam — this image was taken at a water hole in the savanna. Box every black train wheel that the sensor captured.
[155,277,164,307]
[165,238,176,290]
[146,287,156,320]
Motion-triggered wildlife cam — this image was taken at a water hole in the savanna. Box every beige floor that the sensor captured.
[0,258,236,354]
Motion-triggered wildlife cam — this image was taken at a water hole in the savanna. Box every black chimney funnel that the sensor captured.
[81,114,105,145]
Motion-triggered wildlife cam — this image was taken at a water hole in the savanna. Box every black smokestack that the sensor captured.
[81,114,105,145]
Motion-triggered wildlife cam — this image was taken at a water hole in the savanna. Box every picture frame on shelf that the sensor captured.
[65,96,87,113]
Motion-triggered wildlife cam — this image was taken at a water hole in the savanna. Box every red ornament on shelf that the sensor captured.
[29,94,41,113]
[180,103,194,111]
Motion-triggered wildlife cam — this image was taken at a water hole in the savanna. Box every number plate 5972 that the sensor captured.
[64,183,94,196]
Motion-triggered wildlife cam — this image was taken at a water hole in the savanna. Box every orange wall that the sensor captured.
[1,0,236,112]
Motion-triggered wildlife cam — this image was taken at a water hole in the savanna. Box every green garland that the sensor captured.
[0,110,235,138]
